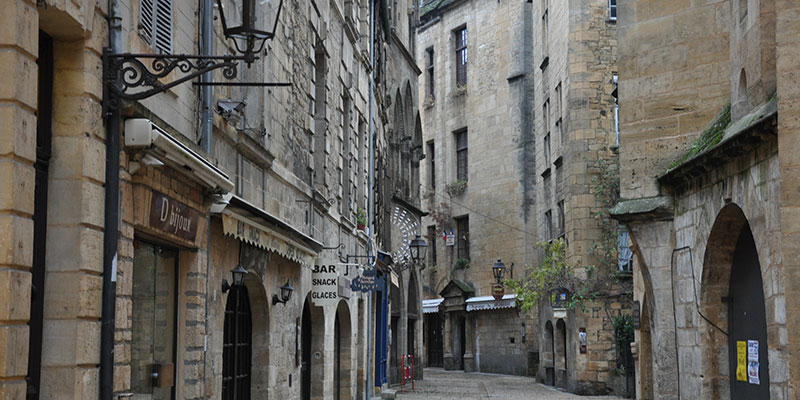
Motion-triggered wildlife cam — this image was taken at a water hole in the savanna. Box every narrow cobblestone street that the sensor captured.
[393,369,623,400]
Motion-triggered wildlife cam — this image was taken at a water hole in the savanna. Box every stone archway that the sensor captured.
[544,320,555,385]
[334,301,353,400]
[243,273,270,398]
[555,319,567,388]
[302,294,325,400]
[700,204,770,399]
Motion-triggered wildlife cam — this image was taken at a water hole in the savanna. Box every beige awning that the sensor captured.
[222,211,316,268]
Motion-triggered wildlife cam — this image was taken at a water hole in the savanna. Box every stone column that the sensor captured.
[777,1,800,396]
[627,220,680,400]
[463,313,475,372]
[443,312,454,370]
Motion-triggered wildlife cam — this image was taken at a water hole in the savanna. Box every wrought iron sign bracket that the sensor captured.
[102,48,249,116]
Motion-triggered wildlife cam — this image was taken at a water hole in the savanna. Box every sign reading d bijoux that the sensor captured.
[149,191,200,241]
[311,256,341,306]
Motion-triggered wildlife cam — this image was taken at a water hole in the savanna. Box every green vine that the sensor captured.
[590,158,621,278]
[505,239,596,312]
[452,257,470,272]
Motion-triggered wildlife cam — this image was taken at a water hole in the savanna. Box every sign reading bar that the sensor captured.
[149,191,200,241]
[312,263,339,306]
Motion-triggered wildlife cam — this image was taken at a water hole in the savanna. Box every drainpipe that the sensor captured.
[100,0,122,397]
[366,0,376,398]
[199,0,214,152]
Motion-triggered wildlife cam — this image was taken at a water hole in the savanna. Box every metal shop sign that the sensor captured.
[149,191,200,241]
[311,261,340,306]
[350,268,379,293]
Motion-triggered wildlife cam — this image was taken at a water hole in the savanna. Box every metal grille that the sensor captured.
[455,130,468,181]
[455,27,467,86]
[222,285,253,400]
[139,0,173,53]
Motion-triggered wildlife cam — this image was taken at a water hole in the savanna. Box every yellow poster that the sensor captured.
[737,341,747,382]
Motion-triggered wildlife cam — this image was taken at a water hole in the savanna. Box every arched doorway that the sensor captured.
[335,301,353,400]
[222,285,252,399]
[544,321,555,385]
[727,226,769,398]
[302,296,325,400]
[555,319,567,388]
[701,205,770,399]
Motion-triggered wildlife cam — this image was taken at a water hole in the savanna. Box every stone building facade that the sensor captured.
[0,1,422,400]
[612,0,800,399]
[531,0,630,396]
[416,0,539,378]
[416,0,629,395]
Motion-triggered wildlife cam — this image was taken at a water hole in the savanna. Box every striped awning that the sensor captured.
[465,294,517,312]
[423,298,444,314]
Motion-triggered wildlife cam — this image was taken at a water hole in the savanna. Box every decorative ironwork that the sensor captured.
[103,48,248,113]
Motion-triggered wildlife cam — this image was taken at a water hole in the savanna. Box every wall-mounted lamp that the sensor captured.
[409,234,428,264]
[272,280,294,305]
[222,263,248,293]
[492,259,507,284]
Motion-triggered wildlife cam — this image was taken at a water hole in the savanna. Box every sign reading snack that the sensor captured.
[312,263,339,306]
[149,191,200,241]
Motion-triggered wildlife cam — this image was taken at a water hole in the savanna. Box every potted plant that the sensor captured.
[356,208,367,231]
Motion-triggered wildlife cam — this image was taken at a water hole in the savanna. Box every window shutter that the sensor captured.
[139,0,173,53]
[153,0,174,53]
[139,0,155,45]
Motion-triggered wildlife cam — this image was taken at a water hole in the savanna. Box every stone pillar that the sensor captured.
[443,312,454,370]
[0,1,37,398]
[463,314,475,372]
[777,1,800,397]
[627,220,680,400]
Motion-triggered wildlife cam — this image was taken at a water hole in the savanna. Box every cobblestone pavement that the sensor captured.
[393,369,623,400]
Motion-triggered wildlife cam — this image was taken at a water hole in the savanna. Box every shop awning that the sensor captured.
[422,298,444,314]
[221,196,321,268]
[465,294,517,312]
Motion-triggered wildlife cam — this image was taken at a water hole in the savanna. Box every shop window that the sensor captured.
[131,241,178,398]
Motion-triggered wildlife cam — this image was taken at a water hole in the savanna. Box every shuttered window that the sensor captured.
[139,0,173,53]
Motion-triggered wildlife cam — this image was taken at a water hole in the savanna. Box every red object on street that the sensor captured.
[400,354,415,392]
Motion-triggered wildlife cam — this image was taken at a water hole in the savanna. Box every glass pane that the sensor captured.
[153,249,177,399]
[131,242,157,396]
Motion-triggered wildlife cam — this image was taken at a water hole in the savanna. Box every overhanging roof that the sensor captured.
[423,298,444,314]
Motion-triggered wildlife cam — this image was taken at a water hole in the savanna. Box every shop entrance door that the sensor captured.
[131,241,178,400]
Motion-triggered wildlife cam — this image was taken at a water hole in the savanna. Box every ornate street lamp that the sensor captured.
[272,279,294,305]
[492,259,506,284]
[103,0,288,113]
[222,263,248,293]
[409,234,428,264]
[217,0,284,65]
